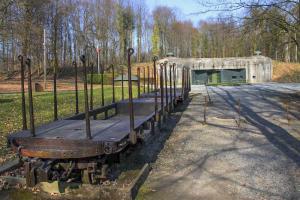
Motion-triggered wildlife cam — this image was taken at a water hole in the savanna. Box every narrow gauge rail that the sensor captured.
[6,48,191,186]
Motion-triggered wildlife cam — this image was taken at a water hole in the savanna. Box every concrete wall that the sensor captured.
[157,56,272,84]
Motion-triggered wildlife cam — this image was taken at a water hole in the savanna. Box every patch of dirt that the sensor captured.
[273,61,300,82]
[0,80,85,93]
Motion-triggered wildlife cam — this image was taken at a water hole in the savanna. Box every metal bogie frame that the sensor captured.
[7,51,190,186]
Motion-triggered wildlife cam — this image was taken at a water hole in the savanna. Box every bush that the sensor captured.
[87,73,113,84]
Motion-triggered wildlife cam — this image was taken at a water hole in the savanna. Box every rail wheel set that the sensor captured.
[6,48,191,187]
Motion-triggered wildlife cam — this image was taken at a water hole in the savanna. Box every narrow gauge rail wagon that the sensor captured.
[6,49,191,186]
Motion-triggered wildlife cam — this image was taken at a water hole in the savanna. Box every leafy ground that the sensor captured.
[0,86,139,162]
[273,61,300,82]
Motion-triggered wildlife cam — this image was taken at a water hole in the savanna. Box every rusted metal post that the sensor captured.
[127,48,136,144]
[147,66,150,93]
[143,67,146,93]
[90,63,94,111]
[153,56,158,122]
[181,68,185,99]
[151,68,154,91]
[164,62,169,114]
[73,61,79,114]
[25,58,35,137]
[19,55,27,130]
[112,64,115,103]
[121,66,124,100]
[80,55,91,139]
[137,67,141,98]
[173,64,176,101]
[189,68,191,91]
[101,64,104,107]
[53,57,58,121]
[185,68,188,94]
[160,63,165,123]
[188,68,191,92]
[169,64,173,111]
[101,64,107,119]
[204,96,207,124]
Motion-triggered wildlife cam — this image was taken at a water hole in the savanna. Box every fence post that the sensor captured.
[25,58,35,137]
[80,55,92,139]
[19,55,27,130]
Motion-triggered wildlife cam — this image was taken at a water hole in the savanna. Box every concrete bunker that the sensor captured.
[159,56,272,85]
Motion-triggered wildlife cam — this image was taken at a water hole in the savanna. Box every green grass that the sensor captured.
[0,85,139,158]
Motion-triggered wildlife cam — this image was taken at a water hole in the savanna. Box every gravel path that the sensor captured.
[138,83,300,200]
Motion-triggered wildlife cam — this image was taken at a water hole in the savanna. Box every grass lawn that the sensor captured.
[0,85,139,161]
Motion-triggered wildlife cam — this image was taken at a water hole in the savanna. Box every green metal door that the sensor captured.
[192,70,207,85]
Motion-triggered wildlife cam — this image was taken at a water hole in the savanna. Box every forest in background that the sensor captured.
[0,0,299,74]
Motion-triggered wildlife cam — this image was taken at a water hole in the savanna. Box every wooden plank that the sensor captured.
[0,159,22,175]
[127,163,151,200]
[0,176,26,186]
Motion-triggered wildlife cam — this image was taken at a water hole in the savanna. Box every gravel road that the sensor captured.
[137,83,300,200]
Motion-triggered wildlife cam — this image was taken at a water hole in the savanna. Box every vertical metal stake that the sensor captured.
[25,58,35,137]
[147,66,150,93]
[112,64,115,103]
[90,63,94,111]
[169,64,173,111]
[53,58,58,121]
[204,96,207,124]
[127,48,136,144]
[153,56,158,122]
[121,67,124,100]
[137,67,141,98]
[19,55,27,130]
[73,61,79,114]
[143,67,146,93]
[160,63,165,123]
[164,62,169,114]
[80,55,91,139]
[173,64,176,101]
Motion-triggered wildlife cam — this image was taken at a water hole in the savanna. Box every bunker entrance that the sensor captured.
[192,69,246,85]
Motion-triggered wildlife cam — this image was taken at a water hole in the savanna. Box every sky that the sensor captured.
[145,0,220,26]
